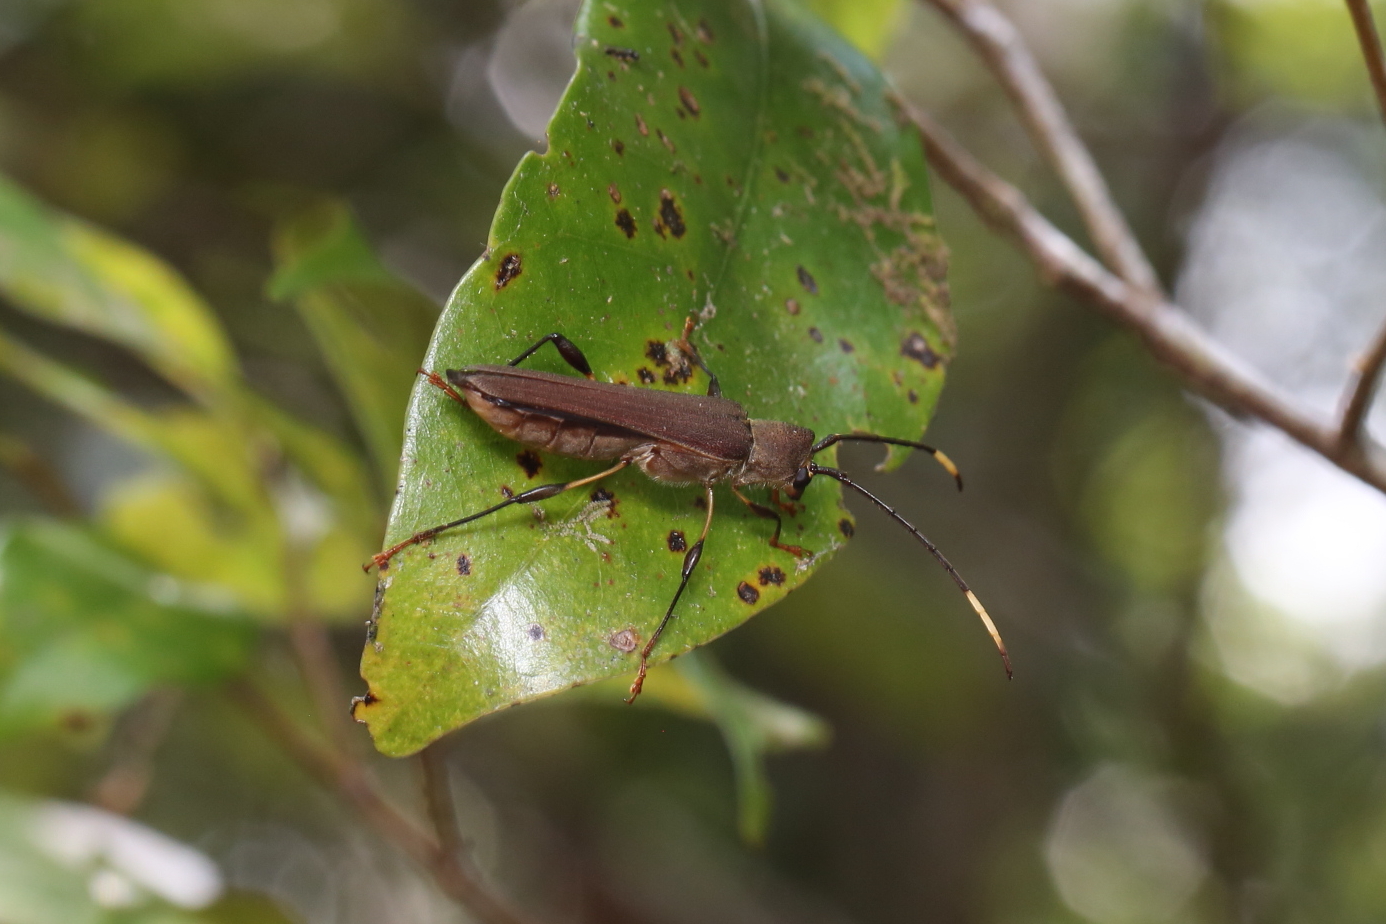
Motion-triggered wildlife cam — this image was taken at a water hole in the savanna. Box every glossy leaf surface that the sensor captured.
[358,0,953,755]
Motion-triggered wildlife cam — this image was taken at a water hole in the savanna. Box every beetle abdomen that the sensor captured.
[461,381,651,461]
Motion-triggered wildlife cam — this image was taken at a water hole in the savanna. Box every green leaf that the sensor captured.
[358,0,953,755]
[794,0,906,60]
[269,201,440,488]
[0,173,238,401]
[621,652,830,843]
[0,519,256,739]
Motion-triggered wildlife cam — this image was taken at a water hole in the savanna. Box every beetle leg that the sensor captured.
[506,332,595,379]
[419,369,468,404]
[769,487,802,516]
[732,486,810,559]
[627,483,715,703]
[674,317,722,397]
[365,460,629,572]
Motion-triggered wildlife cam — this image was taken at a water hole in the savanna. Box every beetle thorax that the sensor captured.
[736,420,816,487]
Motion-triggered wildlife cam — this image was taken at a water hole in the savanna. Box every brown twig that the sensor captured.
[420,743,469,864]
[1346,0,1386,130]
[919,0,1163,297]
[228,679,535,924]
[1338,320,1386,447]
[896,97,1386,493]
[89,689,182,815]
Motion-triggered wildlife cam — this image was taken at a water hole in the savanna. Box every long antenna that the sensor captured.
[811,434,964,491]
[810,462,1011,678]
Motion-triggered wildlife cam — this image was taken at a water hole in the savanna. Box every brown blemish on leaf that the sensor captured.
[839,518,855,538]
[637,367,655,384]
[608,14,624,27]
[838,338,855,354]
[785,297,800,315]
[547,182,559,198]
[658,189,686,238]
[456,554,472,576]
[590,487,618,518]
[667,530,687,552]
[901,332,940,369]
[500,485,515,499]
[808,327,823,343]
[494,253,522,289]
[645,340,668,366]
[612,138,625,156]
[678,86,700,117]
[694,49,709,67]
[758,566,786,586]
[796,265,818,294]
[635,113,649,136]
[908,389,918,404]
[737,581,760,604]
[671,47,685,68]
[775,166,789,182]
[696,19,714,42]
[605,46,639,63]
[657,128,676,153]
[615,208,636,238]
[609,628,639,652]
[527,623,544,640]
[668,22,684,44]
[516,449,541,478]
[608,183,622,203]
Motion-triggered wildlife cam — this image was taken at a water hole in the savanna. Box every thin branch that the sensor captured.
[895,96,1386,493]
[420,744,469,864]
[89,689,182,815]
[1346,0,1386,131]
[228,679,536,924]
[1338,319,1386,446]
[919,0,1163,297]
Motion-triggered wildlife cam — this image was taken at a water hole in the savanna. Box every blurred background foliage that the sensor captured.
[1,0,1385,922]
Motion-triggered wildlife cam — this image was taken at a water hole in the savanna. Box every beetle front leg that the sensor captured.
[732,486,809,559]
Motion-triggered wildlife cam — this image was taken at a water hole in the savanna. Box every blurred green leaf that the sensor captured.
[795,0,905,60]
[0,519,256,740]
[643,653,830,843]
[0,172,238,402]
[359,0,953,755]
[270,201,439,487]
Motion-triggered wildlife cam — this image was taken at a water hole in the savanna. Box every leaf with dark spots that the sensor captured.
[901,332,940,368]
[456,553,472,576]
[591,487,619,517]
[615,208,637,238]
[659,190,687,238]
[796,264,818,294]
[669,22,684,44]
[547,182,560,198]
[608,14,623,27]
[757,566,786,586]
[608,183,622,203]
[672,47,686,68]
[516,450,542,478]
[605,46,639,63]
[362,0,954,756]
[838,519,855,538]
[527,623,545,640]
[907,389,918,404]
[839,339,855,353]
[668,530,687,552]
[679,86,701,117]
[494,253,522,289]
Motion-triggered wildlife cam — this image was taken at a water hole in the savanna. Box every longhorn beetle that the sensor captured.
[367,320,1010,701]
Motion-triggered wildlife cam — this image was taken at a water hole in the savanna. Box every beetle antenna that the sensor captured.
[811,434,963,491]
[809,463,1010,678]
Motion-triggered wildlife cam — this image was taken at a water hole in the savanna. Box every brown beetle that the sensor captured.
[368,322,1009,700]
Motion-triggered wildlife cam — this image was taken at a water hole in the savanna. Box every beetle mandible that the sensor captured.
[367,320,1009,701]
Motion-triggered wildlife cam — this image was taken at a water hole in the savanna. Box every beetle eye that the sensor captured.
[788,467,812,498]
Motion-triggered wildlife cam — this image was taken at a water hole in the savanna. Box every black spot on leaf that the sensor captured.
[838,518,855,538]
[901,332,940,368]
[494,253,522,289]
[667,530,687,552]
[637,367,655,383]
[659,189,686,238]
[605,46,639,63]
[613,139,625,155]
[615,208,637,238]
[516,450,541,478]
[796,265,818,294]
[678,86,700,117]
[737,581,760,604]
[808,326,823,343]
[758,566,785,586]
[456,554,472,576]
